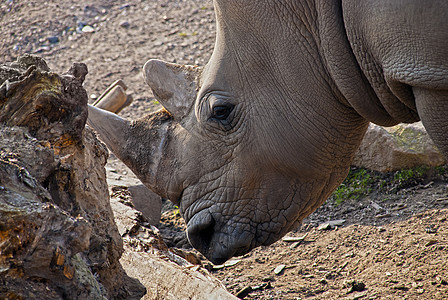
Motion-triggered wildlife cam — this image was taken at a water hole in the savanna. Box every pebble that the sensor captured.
[212,259,240,270]
[416,288,425,294]
[425,225,437,234]
[251,282,271,290]
[33,46,50,53]
[425,239,438,247]
[282,233,308,242]
[370,201,383,210]
[81,25,95,33]
[317,219,345,230]
[224,259,240,267]
[120,21,130,28]
[235,286,252,299]
[347,280,366,293]
[378,226,386,232]
[119,3,131,9]
[212,264,225,270]
[274,264,286,275]
[375,213,391,219]
[391,203,407,211]
[47,36,59,44]
[262,276,274,282]
[423,181,434,188]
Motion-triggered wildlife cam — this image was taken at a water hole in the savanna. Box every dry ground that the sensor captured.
[2,0,448,299]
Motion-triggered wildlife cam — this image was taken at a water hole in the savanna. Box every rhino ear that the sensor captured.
[143,59,202,118]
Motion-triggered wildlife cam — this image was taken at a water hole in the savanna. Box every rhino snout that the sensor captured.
[186,210,252,265]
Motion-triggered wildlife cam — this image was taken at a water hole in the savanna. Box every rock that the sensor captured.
[282,233,308,242]
[274,264,286,275]
[344,280,366,293]
[317,219,346,230]
[370,202,383,211]
[212,259,241,270]
[224,259,241,267]
[119,3,131,10]
[0,55,145,299]
[120,20,131,28]
[81,25,95,33]
[425,239,438,247]
[235,286,252,299]
[353,123,446,172]
[375,213,392,219]
[47,36,59,44]
[128,184,162,225]
[109,184,162,226]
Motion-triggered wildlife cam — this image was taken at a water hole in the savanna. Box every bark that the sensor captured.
[0,55,145,299]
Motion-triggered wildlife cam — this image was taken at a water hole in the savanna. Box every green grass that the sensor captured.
[330,165,446,206]
[332,168,375,205]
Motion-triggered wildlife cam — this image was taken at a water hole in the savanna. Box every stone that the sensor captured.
[81,25,95,33]
[47,36,59,44]
[235,286,252,299]
[317,219,346,230]
[274,264,286,275]
[282,233,308,242]
[120,20,131,28]
[353,123,446,172]
[128,184,162,225]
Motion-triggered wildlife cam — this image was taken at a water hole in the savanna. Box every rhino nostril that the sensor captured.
[186,212,216,254]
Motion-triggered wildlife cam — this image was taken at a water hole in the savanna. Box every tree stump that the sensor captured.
[0,54,145,299]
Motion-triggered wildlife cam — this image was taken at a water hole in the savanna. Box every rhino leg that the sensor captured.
[414,88,448,157]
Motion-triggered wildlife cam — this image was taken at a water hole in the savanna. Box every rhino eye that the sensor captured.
[212,105,233,120]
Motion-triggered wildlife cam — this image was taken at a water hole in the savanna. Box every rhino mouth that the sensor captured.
[184,207,256,264]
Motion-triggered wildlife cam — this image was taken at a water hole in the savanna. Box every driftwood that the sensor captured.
[111,196,238,300]
[0,55,145,299]
[93,79,133,113]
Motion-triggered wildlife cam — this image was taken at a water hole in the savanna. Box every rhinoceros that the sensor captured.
[87,0,448,264]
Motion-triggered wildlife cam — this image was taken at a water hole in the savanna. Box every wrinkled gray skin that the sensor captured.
[88,0,448,264]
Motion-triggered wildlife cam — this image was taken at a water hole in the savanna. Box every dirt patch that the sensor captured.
[2,1,448,299]
[211,175,448,299]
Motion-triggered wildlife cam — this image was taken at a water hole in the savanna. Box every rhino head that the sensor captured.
[88,1,370,264]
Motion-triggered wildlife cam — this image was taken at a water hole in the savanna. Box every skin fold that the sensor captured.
[87,0,448,264]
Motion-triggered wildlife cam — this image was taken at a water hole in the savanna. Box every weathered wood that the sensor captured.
[93,79,133,113]
[111,198,238,300]
[0,55,145,299]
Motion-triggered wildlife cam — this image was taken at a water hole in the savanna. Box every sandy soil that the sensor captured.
[2,0,448,299]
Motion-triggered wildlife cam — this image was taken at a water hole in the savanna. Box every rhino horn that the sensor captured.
[143,59,202,118]
[87,105,131,159]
